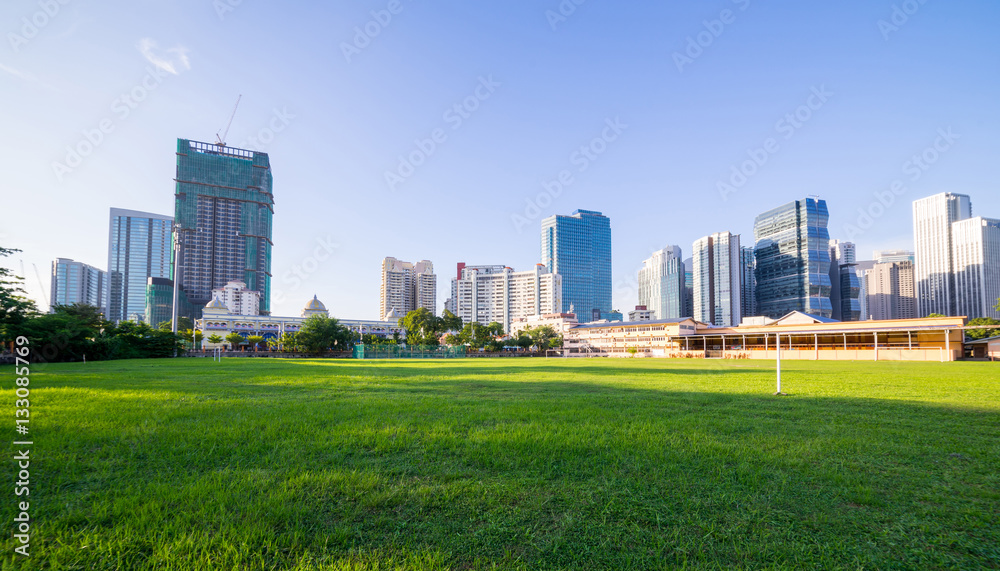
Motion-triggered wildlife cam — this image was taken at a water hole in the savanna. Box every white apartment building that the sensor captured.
[380,257,436,319]
[452,264,562,333]
[210,280,260,316]
[693,232,742,326]
[638,246,686,320]
[952,216,1000,320]
[913,192,972,316]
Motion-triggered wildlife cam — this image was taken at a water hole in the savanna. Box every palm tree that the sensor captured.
[207,334,224,346]
[247,335,265,352]
[225,332,245,351]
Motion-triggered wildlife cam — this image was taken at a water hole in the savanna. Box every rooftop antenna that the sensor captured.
[215,94,242,147]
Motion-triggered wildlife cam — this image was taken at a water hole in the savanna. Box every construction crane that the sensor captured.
[215,94,242,147]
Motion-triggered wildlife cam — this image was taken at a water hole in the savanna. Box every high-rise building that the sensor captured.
[913,192,972,317]
[739,246,756,320]
[50,258,106,313]
[864,261,917,321]
[174,139,274,316]
[754,198,833,319]
[952,216,1000,320]
[637,246,686,320]
[829,240,861,321]
[683,257,693,318]
[380,257,437,319]
[106,208,173,323]
[874,250,915,264]
[540,209,612,322]
[451,264,562,333]
[692,232,742,326]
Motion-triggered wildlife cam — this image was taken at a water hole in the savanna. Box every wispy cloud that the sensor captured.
[136,38,191,75]
[0,61,30,80]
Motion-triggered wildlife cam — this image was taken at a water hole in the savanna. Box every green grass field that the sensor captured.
[2,358,999,570]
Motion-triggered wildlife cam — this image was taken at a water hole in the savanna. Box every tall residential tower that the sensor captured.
[637,246,686,320]
[912,192,971,317]
[692,232,742,326]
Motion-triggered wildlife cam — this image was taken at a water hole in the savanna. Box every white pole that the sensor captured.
[776,333,782,395]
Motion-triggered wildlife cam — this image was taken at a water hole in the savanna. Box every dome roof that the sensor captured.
[205,298,228,310]
[384,307,399,320]
[304,295,327,312]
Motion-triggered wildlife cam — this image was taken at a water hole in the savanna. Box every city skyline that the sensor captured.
[4,1,999,318]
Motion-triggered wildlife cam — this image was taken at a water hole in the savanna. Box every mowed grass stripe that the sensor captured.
[2,358,999,570]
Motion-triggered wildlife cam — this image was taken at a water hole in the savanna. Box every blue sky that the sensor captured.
[2,0,998,318]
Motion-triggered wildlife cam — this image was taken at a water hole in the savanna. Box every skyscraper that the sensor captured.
[829,240,861,321]
[683,257,694,318]
[739,246,756,320]
[637,246,685,320]
[106,208,173,323]
[380,257,437,319]
[174,139,274,316]
[952,216,1000,320]
[864,261,917,320]
[50,258,106,313]
[540,209,612,322]
[754,198,833,319]
[874,250,915,264]
[692,232,742,327]
[912,192,972,317]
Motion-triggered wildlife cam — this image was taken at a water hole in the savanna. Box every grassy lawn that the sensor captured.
[2,357,999,570]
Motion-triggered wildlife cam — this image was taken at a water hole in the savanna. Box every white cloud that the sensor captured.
[136,38,191,75]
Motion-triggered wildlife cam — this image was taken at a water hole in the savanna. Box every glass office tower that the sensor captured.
[540,209,612,322]
[106,208,173,323]
[740,246,756,320]
[50,258,106,313]
[174,139,274,315]
[753,198,833,319]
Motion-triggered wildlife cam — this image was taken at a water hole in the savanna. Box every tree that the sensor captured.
[22,303,105,362]
[296,314,352,353]
[158,317,193,332]
[513,333,532,350]
[927,313,945,318]
[440,309,462,332]
[0,247,38,345]
[278,332,298,351]
[266,337,279,351]
[247,335,265,351]
[526,325,560,351]
[401,308,443,346]
[207,334,224,345]
[966,317,1000,341]
[225,332,245,350]
[180,328,203,349]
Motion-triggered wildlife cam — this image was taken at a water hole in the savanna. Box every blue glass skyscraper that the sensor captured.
[753,198,833,319]
[541,209,612,322]
[106,207,173,323]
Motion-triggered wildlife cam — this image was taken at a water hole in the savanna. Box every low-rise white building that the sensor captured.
[197,295,404,347]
